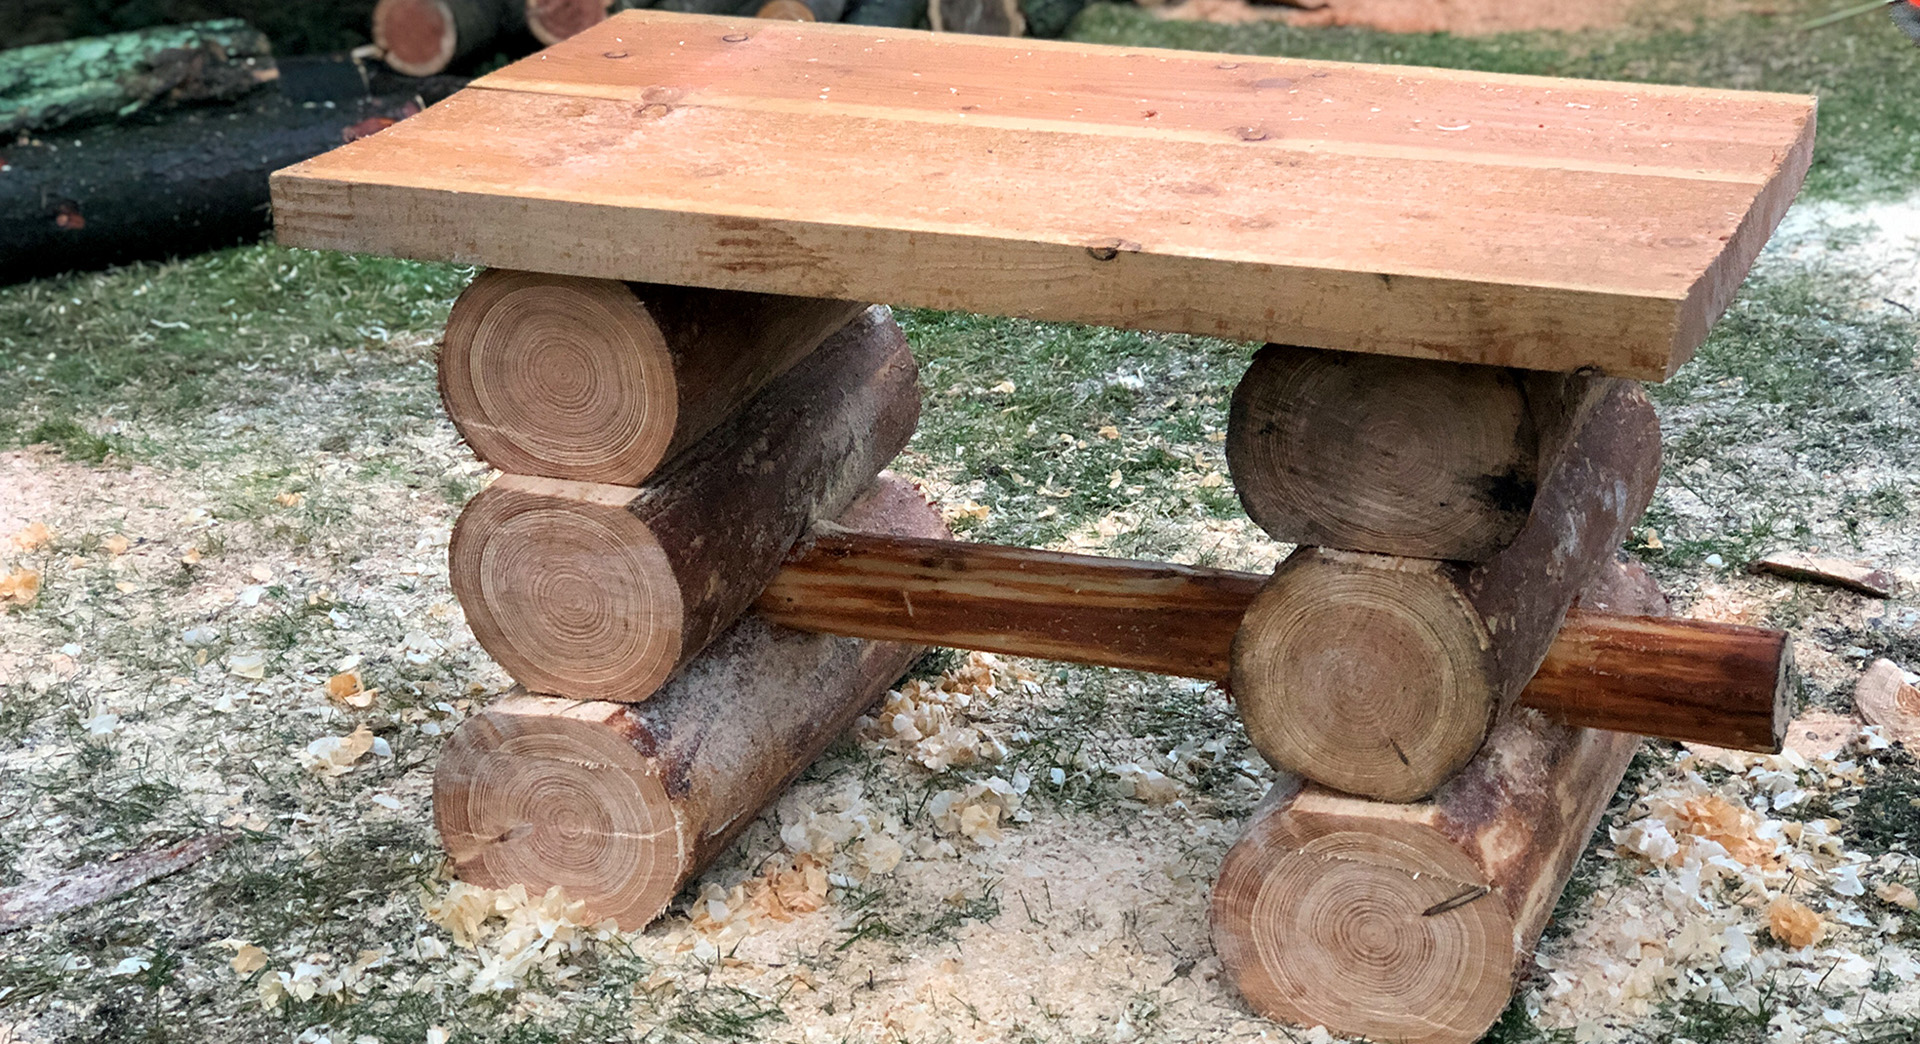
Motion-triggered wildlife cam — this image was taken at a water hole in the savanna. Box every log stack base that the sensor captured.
[425,269,1785,1042]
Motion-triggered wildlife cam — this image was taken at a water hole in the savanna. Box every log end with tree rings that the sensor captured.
[435,697,688,929]
[1226,344,1539,562]
[526,0,614,45]
[441,270,679,486]
[758,0,819,18]
[449,475,684,702]
[1230,547,1498,802]
[373,0,461,77]
[1210,788,1517,1044]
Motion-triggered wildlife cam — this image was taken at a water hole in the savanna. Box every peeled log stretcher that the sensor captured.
[1209,558,1668,1044]
[435,474,944,928]
[755,532,1790,755]
[448,306,918,702]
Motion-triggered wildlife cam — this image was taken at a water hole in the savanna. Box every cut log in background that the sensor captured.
[448,306,920,702]
[527,0,616,46]
[1210,558,1663,1044]
[756,532,1791,752]
[372,0,525,77]
[434,474,944,928]
[1231,379,1663,801]
[439,270,865,486]
[1227,345,1604,561]
[1,20,275,136]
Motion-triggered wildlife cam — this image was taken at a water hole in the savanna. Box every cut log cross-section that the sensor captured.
[1232,379,1664,801]
[1227,344,1605,561]
[435,474,946,928]
[1211,558,1664,1044]
[526,0,617,46]
[754,532,1791,753]
[448,305,919,702]
[373,0,523,77]
[440,269,865,485]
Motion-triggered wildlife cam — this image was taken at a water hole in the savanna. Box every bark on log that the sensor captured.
[755,533,1789,752]
[1210,558,1660,1044]
[448,305,919,702]
[439,269,865,486]
[0,87,455,286]
[930,0,1025,33]
[1231,379,1662,801]
[1226,344,1606,561]
[435,474,945,928]
[1,20,274,137]
[373,0,524,77]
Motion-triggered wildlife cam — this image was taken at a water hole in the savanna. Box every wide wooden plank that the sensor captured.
[271,11,1815,377]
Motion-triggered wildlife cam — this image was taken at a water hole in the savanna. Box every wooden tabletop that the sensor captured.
[271,12,1815,378]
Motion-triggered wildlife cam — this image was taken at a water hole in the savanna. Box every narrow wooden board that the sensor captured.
[271,11,1816,377]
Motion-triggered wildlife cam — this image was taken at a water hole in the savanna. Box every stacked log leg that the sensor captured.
[1228,368,1663,801]
[440,269,865,486]
[448,304,918,702]
[434,475,945,928]
[1211,559,1666,1044]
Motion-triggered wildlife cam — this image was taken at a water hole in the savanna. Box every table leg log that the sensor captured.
[434,474,944,928]
[1232,378,1661,801]
[754,533,1789,753]
[1210,559,1662,1044]
[440,269,866,485]
[439,266,867,483]
[448,305,918,701]
[1227,344,1608,561]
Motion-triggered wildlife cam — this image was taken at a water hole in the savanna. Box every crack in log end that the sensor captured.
[1422,884,1493,917]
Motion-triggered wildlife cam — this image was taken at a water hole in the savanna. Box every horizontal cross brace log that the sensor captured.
[753,532,1790,754]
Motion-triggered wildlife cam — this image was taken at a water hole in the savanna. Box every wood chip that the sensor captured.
[0,834,232,933]
[9,522,53,551]
[1748,552,1896,598]
[1855,658,1920,746]
[1781,709,1862,760]
[1767,895,1825,949]
[0,568,39,605]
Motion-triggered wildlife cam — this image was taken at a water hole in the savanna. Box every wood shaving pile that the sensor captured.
[856,652,1035,770]
[1533,724,1920,1039]
[420,882,621,995]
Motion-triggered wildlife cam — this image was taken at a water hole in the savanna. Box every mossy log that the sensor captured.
[1,20,274,136]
